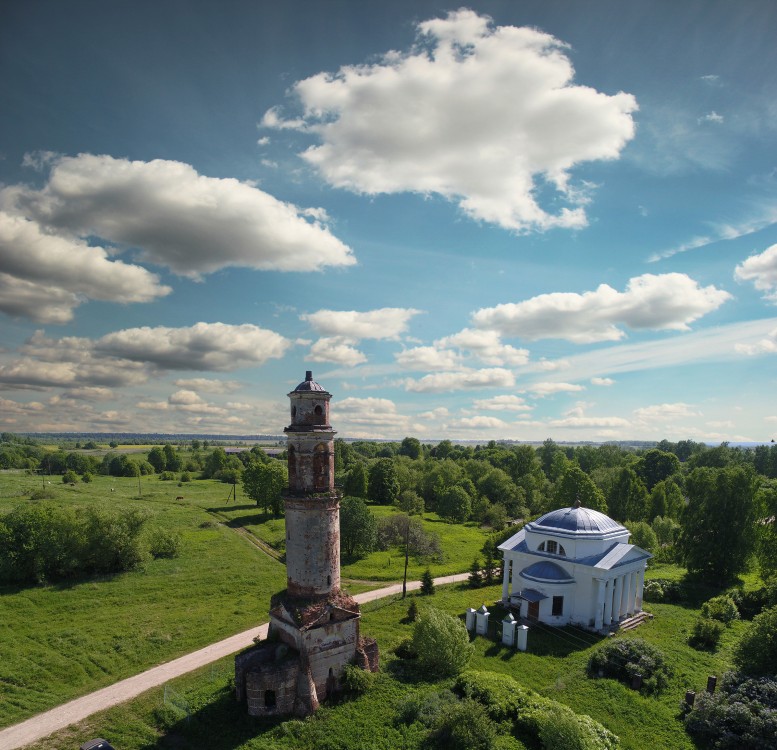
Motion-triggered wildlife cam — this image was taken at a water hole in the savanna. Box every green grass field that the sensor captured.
[18,580,744,750]
[0,472,490,730]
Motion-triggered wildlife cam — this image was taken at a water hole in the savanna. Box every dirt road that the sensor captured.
[0,573,470,750]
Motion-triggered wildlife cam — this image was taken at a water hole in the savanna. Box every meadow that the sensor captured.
[18,580,744,750]
[0,470,492,728]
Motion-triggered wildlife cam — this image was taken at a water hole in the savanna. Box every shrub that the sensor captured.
[396,689,457,727]
[81,472,93,483]
[407,599,419,622]
[160,471,177,481]
[733,604,777,677]
[393,637,418,660]
[428,698,497,750]
[588,637,671,694]
[340,663,373,695]
[688,617,724,650]
[700,594,740,625]
[455,670,620,750]
[179,471,191,482]
[684,672,777,749]
[148,529,182,559]
[62,469,79,484]
[412,607,473,677]
[642,577,687,603]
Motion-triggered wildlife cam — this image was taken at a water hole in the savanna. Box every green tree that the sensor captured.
[368,458,400,505]
[242,460,287,515]
[163,443,181,472]
[399,436,423,460]
[637,449,680,490]
[733,604,777,676]
[147,446,166,473]
[203,447,228,478]
[607,467,648,521]
[339,496,378,558]
[412,607,473,677]
[438,485,472,522]
[679,466,759,582]
[555,466,607,512]
[343,461,368,498]
[398,489,425,515]
[421,568,435,595]
[626,521,658,553]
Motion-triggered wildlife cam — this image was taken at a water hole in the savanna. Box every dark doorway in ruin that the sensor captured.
[264,690,276,709]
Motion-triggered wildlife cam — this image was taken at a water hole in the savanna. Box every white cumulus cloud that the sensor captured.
[307,337,367,366]
[735,244,777,302]
[95,322,290,371]
[4,153,354,278]
[405,368,514,393]
[526,382,585,397]
[473,395,532,412]
[436,328,529,366]
[265,9,636,232]
[395,346,462,371]
[472,273,731,343]
[302,307,421,340]
[0,211,171,323]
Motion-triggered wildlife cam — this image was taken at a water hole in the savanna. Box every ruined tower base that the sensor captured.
[235,590,379,718]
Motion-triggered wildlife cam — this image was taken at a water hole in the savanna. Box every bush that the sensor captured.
[701,594,740,625]
[394,637,418,660]
[160,471,177,481]
[588,637,671,694]
[428,698,497,750]
[684,672,777,749]
[688,617,724,650]
[179,471,192,482]
[642,577,687,603]
[340,663,373,695]
[733,604,777,677]
[148,529,182,559]
[454,670,620,750]
[396,689,457,727]
[81,472,93,483]
[62,469,79,484]
[412,607,473,677]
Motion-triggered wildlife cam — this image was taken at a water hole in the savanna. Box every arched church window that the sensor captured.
[558,545,567,557]
[546,540,558,554]
[538,541,545,552]
[313,403,324,425]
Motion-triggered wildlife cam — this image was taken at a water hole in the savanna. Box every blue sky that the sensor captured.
[1,0,776,442]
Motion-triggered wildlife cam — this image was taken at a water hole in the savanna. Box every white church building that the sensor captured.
[498,502,652,632]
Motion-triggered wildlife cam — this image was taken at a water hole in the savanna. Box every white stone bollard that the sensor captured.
[502,613,516,646]
[475,604,490,636]
[465,608,476,632]
[516,624,529,652]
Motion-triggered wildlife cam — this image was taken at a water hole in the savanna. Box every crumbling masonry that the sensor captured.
[235,372,378,717]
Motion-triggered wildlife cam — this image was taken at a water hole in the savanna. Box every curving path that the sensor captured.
[0,573,470,750]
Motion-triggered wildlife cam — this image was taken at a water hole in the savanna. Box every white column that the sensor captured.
[613,575,624,621]
[594,578,605,631]
[622,572,632,617]
[602,579,612,625]
[502,558,510,601]
[635,567,645,611]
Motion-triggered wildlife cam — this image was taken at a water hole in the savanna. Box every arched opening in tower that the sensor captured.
[313,443,328,491]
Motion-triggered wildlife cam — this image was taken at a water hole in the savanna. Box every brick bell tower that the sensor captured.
[234,371,378,719]
[284,370,340,598]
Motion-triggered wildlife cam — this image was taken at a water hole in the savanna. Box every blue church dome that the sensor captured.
[519,561,575,583]
[528,506,625,536]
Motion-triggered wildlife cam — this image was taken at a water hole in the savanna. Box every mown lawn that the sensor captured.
[19,579,744,750]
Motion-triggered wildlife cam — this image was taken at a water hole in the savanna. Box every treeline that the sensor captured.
[332,437,777,586]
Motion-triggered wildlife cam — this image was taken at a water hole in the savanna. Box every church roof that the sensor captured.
[293,370,327,392]
[519,560,575,584]
[527,506,626,537]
